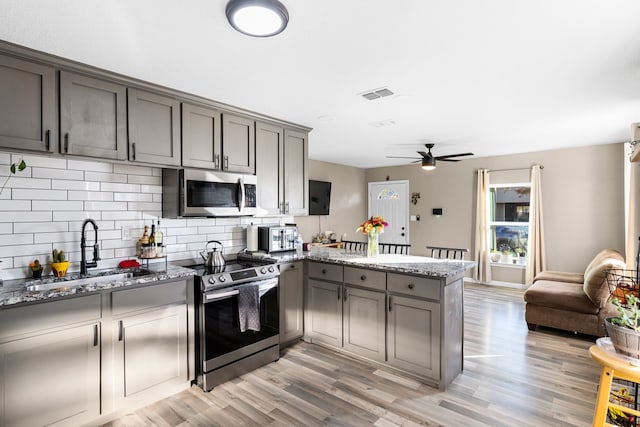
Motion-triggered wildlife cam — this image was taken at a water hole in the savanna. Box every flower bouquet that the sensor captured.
[356,216,388,257]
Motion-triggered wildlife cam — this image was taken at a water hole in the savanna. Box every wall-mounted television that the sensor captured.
[308,180,332,215]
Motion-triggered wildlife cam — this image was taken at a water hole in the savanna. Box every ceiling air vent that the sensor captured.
[360,87,394,100]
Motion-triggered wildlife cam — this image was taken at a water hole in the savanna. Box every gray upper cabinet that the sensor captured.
[222,113,255,174]
[127,88,181,166]
[0,54,55,153]
[255,122,309,215]
[60,71,128,160]
[182,102,222,169]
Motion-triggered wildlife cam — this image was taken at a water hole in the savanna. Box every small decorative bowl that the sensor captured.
[51,261,70,277]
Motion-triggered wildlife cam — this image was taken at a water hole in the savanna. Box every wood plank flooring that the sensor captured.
[102,283,602,426]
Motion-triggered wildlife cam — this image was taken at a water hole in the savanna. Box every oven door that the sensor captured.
[201,278,279,372]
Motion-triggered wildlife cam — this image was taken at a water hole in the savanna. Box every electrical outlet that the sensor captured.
[122,226,130,240]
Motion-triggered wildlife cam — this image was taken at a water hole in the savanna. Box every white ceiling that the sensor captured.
[1,0,640,168]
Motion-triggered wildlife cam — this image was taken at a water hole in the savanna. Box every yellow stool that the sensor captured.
[590,339,640,427]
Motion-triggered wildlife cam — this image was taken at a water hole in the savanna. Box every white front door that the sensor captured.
[368,180,409,244]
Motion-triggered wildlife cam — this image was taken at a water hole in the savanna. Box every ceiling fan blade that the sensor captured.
[417,151,429,157]
[434,152,474,160]
[385,156,421,160]
[438,158,461,162]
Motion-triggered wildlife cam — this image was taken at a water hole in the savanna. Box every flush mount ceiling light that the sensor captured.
[226,0,289,37]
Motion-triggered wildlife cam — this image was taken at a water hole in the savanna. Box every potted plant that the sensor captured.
[515,247,527,265]
[29,259,43,279]
[51,248,69,277]
[605,269,640,358]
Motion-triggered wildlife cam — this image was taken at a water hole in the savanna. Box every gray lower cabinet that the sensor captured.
[127,88,181,166]
[181,102,222,169]
[306,278,343,348]
[343,286,386,362]
[0,54,56,153]
[222,113,255,174]
[387,295,441,380]
[60,71,128,160]
[279,261,304,346]
[0,294,102,427]
[255,122,309,215]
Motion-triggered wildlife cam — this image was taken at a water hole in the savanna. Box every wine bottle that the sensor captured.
[155,220,164,256]
[149,221,156,245]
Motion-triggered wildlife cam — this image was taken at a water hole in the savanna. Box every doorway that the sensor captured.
[368,180,409,244]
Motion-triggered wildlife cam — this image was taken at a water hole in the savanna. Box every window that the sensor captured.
[489,184,530,263]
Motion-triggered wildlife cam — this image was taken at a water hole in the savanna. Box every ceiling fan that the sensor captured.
[386,144,474,171]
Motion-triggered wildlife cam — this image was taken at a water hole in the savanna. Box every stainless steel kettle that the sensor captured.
[200,240,226,271]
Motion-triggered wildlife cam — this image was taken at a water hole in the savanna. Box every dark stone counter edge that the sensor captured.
[0,265,195,309]
[239,250,476,278]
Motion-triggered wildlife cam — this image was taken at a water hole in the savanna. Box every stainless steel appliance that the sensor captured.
[162,168,257,217]
[258,225,297,253]
[191,260,279,391]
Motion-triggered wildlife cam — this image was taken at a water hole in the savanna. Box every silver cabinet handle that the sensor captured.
[45,129,50,151]
[215,154,220,169]
[224,155,229,170]
[344,290,347,301]
[337,287,341,300]
[388,296,393,312]
[64,133,69,153]
[118,320,123,342]
[131,142,136,160]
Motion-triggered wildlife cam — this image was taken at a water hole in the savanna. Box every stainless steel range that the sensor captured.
[191,260,280,391]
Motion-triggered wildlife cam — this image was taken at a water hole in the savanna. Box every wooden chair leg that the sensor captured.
[593,365,614,427]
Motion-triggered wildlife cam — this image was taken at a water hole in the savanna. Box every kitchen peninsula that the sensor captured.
[249,248,475,390]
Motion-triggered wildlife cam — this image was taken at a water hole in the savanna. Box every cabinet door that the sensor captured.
[255,121,284,215]
[343,286,386,362]
[306,279,342,348]
[222,113,255,174]
[283,129,308,215]
[182,102,222,169]
[279,261,304,345]
[113,304,188,407]
[387,295,441,380]
[60,71,127,160]
[0,323,100,427]
[0,54,55,152]
[127,88,181,166]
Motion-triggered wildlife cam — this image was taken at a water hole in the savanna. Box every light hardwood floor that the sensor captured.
[103,283,601,426]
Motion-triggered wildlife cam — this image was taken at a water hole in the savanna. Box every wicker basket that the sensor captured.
[605,318,640,359]
[606,269,640,305]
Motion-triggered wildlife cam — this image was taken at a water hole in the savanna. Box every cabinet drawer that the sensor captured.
[387,273,440,301]
[344,267,386,291]
[0,294,101,340]
[307,262,343,282]
[112,281,186,317]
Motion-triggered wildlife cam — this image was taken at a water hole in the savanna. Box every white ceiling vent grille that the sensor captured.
[361,87,394,100]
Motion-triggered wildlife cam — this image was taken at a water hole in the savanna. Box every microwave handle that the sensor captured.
[238,176,246,213]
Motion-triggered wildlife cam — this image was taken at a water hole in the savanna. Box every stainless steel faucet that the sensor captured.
[81,218,100,275]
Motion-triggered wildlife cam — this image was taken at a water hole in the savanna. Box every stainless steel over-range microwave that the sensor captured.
[162,168,257,217]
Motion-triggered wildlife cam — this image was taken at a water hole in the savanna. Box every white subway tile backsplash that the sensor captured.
[33,168,83,180]
[33,200,84,211]
[13,189,67,200]
[85,171,127,183]
[68,159,113,172]
[0,151,249,278]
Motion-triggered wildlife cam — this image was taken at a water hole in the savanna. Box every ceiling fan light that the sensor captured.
[226,0,289,37]
[421,157,436,171]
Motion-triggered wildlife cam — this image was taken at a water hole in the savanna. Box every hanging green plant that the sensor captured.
[0,159,27,194]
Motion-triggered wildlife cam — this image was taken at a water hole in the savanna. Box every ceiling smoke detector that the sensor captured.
[360,87,394,101]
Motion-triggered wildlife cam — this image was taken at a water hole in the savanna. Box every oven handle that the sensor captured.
[238,176,246,214]
[204,278,278,302]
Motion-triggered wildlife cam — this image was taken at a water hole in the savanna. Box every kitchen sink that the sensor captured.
[25,269,152,292]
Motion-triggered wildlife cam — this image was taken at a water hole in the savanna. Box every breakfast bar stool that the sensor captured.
[589,340,640,426]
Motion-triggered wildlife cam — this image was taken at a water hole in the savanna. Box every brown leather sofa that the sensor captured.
[523,249,626,336]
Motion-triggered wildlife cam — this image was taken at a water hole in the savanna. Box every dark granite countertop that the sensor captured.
[240,247,475,278]
[0,264,195,308]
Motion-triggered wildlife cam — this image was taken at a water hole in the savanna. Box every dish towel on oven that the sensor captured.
[238,284,261,332]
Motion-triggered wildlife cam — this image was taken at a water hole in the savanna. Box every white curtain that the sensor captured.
[525,165,546,285]
[625,141,640,270]
[473,169,491,282]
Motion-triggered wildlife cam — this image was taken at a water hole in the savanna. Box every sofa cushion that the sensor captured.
[533,270,584,284]
[524,280,599,314]
[583,249,625,308]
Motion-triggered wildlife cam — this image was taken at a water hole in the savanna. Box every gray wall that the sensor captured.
[365,143,625,273]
